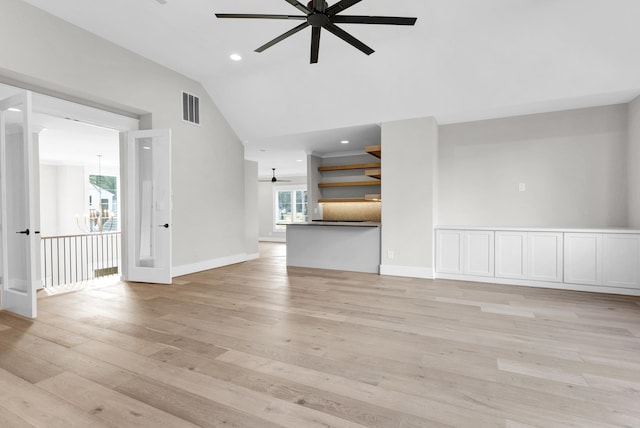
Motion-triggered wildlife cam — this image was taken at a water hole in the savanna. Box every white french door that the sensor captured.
[0,91,38,318]
[122,129,172,284]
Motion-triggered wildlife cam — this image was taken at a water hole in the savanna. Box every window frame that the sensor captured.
[273,185,308,231]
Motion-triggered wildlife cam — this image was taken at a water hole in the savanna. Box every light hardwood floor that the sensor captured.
[1,242,640,427]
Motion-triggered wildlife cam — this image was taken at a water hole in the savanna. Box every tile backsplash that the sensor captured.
[321,202,381,221]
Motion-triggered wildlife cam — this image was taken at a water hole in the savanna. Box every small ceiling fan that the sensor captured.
[215,0,417,64]
[260,168,292,183]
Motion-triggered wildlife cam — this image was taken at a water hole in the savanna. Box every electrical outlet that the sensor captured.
[518,183,526,192]
[387,250,394,260]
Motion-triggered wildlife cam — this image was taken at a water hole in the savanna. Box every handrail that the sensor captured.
[41,231,121,240]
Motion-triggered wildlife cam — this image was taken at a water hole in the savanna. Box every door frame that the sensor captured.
[0,91,38,318]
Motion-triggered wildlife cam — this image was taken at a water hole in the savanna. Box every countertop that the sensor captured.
[285,221,381,228]
[436,226,640,234]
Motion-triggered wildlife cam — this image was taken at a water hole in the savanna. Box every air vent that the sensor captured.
[182,91,200,125]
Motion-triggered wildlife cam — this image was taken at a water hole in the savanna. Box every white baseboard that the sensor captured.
[259,237,286,243]
[173,253,253,277]
[380,264,434,279]
[435,273,640,296]
[245,252,259,261]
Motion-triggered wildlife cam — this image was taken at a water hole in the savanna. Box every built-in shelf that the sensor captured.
[365,145,381,158]
[365,169,381,179]
[318,181,381,188]
[318,163,380,172]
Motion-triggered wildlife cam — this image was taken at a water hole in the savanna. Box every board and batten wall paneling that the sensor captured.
[629,95,640,228]
[381,117,438,278]
[438,105,629,228]
[0,0,246,271]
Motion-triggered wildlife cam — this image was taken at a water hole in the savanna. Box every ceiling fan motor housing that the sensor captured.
[308,13,329,27]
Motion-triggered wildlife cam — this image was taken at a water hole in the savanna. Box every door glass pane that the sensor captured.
[136,137,155,268]
[4,103,29,292]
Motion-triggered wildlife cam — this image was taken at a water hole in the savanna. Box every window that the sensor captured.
[88,174,118,232]
[275,187,307,230]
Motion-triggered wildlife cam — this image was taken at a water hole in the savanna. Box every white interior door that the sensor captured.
[123,129,172,284]
[0,92,38,318]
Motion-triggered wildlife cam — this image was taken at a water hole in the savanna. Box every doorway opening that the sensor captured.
[37,115,122,294]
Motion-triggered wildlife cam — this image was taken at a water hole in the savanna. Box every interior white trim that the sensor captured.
[259,237,286,243]
[33,92,139,131]
[436,273,640,297]
[173,253,254,277]
[380,265,434,279]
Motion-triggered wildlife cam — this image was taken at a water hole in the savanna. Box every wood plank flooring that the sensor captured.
[1,242,640,427]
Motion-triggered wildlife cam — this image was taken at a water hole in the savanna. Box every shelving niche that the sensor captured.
[316,147,381,203]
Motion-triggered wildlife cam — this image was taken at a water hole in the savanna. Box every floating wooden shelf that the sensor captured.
[365,169,381,179]
[365,145,381,159]
[318,181,381,188]
[318,198,381,203]
[318,163,381,172]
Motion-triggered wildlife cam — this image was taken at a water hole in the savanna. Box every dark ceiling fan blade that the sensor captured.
[215,13,306,20]
[331,15,417,25]
[326,0,362,16]
[323,22,374,55]
[310,26,321,64]
[284,0,312,14]
[255,22,310,53]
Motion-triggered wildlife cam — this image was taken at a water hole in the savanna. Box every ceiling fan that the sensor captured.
[215,0,417,64]
[260,168,292,183]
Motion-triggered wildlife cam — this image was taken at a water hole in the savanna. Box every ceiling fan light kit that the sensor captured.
[215,0,417,64]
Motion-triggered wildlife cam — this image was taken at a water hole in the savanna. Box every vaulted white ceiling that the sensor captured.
[21,0,640,176]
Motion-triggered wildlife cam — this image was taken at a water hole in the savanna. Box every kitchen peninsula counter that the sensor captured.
[286,222,381,273]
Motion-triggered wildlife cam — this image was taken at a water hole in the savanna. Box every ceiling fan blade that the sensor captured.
[326,0,362,16]
[284,0,312,14]
[310,27,321,64]
[323,22,374,55]
[215,13,306,20]
[331,15,417,25]
[255,22,310,53]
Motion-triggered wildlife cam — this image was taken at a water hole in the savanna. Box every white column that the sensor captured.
[380,117,438,278]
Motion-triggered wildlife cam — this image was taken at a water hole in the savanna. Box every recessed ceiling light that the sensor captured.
[259,149,267,152]
[341,140,349,144]
[296,159,303,162]
[8,107,21,112]
[230,53,242,61]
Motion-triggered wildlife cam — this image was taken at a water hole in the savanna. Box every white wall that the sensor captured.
[39,165,59,236]
[1,0,248,272]
[244,160,259,256]
[629,96,640,228]
[258,176,307,242]
[381,117,438,279]
[56,165,85,236]
[39,163,120,236]
[439,104,629,228]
